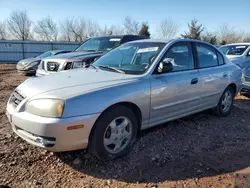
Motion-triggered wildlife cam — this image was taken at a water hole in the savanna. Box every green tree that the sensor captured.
[220,40,227,45]
[181,19,204,40]
[139,23,150,38]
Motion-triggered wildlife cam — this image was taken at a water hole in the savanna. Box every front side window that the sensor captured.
[93,42,166,75]
[196,43,218,68]
[161,42,194,72]
[219,45,249,56]
[75,37,122,52]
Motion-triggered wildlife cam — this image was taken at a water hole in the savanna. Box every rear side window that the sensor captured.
[196,43,218,68]
[217,52,225,65]
[161,42,194,72]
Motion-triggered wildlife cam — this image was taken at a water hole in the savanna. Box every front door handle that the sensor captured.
[191,78,198,85]
[223,72,228,77]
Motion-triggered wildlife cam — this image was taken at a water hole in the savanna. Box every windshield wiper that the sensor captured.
[87,64,99,70]
[98,65,125,74]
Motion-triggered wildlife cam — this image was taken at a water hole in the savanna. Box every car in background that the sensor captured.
[6,39,241,160]
[16,50,71,76]
[36,35,146,76]
[241,64,250,96]
[219,43,250,68]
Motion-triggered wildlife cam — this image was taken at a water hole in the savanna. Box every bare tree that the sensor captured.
[85,20,101,37]
[123,16,139,35]
[156,18,179,39]
[243,35,250,42]
[60,19,73,41]
[7,10,32,40]
[217,24,243,44]
[100,24,125,35]
[60,18,87,42]
[34,16,58,41]
[0,21,7,40]
[201,31,217,45]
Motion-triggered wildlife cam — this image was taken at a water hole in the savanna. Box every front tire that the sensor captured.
[215,86,234,117]
[88,105,138,160]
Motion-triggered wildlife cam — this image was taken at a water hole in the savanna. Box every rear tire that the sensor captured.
[88,105,138,160]
[215,86,234,117]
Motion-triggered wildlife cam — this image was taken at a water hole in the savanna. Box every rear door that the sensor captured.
[194,42,229,110]
[150,42,201,124]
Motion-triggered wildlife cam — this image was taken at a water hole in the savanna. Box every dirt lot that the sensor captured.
[1,64,250,188]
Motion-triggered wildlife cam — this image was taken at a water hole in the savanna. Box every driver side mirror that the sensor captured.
[247,51,250,56]
[156,58,173,74]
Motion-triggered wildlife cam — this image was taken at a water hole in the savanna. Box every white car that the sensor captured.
[219,43,250,68]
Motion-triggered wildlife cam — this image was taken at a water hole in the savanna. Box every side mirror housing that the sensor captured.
[247,51,250,56]
[156,58,173,74]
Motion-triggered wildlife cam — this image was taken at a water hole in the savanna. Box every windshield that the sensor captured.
[93,42,166,75]
[75,37,122,52]
[36,51,52,59]
[219,45,249,56]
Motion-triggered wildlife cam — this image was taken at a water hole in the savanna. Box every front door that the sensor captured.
[150,42,201,125]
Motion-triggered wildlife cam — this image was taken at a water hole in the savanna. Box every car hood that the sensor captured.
[44,51,103,61]
[17,69,141,99]
[226,55,242,60]
[18,57,40,65]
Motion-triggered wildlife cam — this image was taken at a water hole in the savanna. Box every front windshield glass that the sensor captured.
[75,37,122,52]
[36,51,52,58]
[219,45,249,55]
[93,42,166,75]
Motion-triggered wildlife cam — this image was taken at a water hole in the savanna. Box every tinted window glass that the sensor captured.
[75,37,121,52]
[196,44,218,68]
[162,42,194,72]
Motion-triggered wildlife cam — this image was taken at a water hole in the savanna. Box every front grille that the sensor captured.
[47,62,59,72]
[244,76,250,82]
[64,62,72,70]
[11,90,25,108]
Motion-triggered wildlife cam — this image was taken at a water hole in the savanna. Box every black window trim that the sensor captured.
[153,41,196,74]
[194,42,226,69]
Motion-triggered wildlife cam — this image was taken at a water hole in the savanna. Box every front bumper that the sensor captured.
[18,69,36,75]
[241,81,250,94]
[6,105,100,152]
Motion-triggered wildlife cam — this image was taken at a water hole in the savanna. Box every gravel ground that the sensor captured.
[1,64,250,188]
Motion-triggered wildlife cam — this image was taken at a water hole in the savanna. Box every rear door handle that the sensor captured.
[191,78,198,85]
[223,72,228,77]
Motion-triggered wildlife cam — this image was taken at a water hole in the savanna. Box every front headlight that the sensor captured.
[26,99,64,118]
[26,60,40,68]
[73,61,85,69]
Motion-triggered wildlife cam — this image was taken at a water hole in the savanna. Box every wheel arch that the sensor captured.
[88,101,142,142]
[228,83,237,97]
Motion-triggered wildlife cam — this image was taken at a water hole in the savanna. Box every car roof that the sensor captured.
[221,43,250,46]
[128,38,215,46]
[90,35,145,39]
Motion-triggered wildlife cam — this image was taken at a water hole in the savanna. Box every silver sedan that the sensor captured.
[6,39,242,160]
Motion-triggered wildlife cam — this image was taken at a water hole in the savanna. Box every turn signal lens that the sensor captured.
[67,125,84,130]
